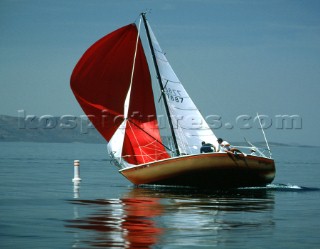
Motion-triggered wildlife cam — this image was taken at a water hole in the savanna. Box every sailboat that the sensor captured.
[70,13,275,189]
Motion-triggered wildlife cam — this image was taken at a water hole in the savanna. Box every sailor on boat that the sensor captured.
[250,148,257,156]
[200,141,216,153]
[217,138,244,156]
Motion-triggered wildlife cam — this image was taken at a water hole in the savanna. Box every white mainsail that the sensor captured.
[147,22,219,155]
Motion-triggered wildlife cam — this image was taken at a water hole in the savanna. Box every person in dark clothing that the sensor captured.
[200,141,216,153]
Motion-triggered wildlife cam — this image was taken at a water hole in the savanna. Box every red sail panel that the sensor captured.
[70,24,169,164]
[71,24,138,140]
[122,120,169,164]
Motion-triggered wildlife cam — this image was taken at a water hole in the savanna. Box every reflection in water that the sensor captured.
[66,192,163,248]
[66,187,275,248]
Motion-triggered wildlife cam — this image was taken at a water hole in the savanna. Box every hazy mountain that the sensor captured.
[0,115,104,143]
[0,115,310,147]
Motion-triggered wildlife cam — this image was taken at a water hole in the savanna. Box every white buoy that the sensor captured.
[72,160,82,182]
[73,183,80,199]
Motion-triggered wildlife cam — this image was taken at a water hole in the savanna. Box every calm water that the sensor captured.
[0,142,319,249]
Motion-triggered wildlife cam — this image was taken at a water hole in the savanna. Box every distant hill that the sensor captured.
[0,114,309,147]
[0,115,104,143]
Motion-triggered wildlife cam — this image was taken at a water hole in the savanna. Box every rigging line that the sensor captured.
[126,121,148,163]
[133,14,141,24]
[165,105,188,153]
[123,17,142,121]
[257,113,272,158]
[171,107,196,111]
[244,137,266,158]
[127,119,174,152]
[139,139,164,150]
[127,121,162,162]
[122,151,169,158]
[138,139,170,155]
[141,12,180,156]
[158,80,168,103]
[139,139,158,148]
[129,18,142,93]
[161,77,181,84]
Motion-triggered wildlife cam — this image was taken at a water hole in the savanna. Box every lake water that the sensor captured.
[0,142,319,248]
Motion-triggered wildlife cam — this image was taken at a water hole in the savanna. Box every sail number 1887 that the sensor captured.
[166,88,184,103]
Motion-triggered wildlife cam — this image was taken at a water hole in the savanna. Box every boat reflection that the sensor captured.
[66,187,275,248]
[66,191,163,248]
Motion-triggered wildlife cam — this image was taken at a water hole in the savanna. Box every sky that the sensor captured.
[1,0,320,146]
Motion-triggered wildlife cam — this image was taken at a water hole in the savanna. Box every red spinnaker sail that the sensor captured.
[70,24,169,164]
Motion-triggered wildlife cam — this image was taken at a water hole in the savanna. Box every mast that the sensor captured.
[141,13,180,156]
